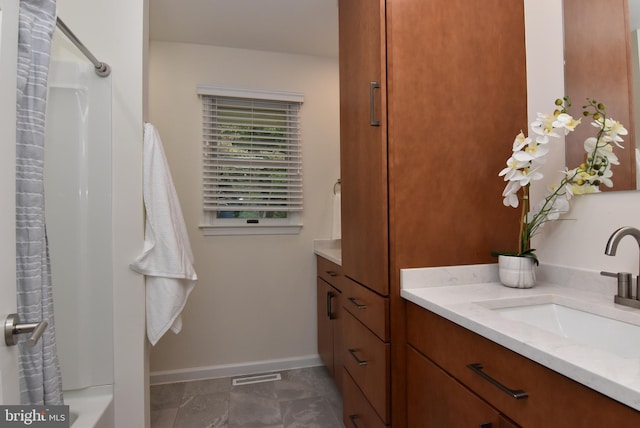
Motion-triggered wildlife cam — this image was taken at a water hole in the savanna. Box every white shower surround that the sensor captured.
[44,60,113,426]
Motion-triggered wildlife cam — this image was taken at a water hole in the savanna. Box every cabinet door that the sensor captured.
[407,345,501,428]
[338,0,389,296]
[385,0,527,269]
[317,277,338,376]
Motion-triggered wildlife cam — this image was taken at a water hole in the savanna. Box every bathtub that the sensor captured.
[65,386,113,428]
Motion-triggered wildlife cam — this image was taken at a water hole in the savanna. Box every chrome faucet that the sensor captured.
[602,226,640,309]
[605,226,640,260]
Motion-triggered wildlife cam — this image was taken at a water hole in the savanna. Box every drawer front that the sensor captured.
[343,310,390,423]
[406,302,640,427]
[407,345,501,428]
[342,276,389,341]
[342,368,387,428]
[317,255,342,287]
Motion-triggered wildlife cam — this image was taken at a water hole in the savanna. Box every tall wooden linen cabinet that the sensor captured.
[338,0,528,426]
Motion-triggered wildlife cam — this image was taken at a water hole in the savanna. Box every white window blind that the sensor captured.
[199,87,304,229]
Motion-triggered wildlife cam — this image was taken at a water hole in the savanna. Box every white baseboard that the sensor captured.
[149,354,323,385]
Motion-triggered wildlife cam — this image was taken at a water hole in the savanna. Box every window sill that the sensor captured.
[199,224,302,236]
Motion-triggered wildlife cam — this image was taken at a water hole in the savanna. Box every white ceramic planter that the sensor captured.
[498,255,536,288]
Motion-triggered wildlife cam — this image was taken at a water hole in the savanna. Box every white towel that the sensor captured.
[331,189,341,240]
[130,123,197,346]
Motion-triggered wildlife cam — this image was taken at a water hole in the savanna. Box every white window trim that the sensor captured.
[196,84,304,103]
[197,85,304,236]
[199,213,303,236]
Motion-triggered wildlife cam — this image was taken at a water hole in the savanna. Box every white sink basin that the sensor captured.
[493,302,640,359]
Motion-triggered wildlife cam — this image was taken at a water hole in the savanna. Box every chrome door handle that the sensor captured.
[4,313,48,347]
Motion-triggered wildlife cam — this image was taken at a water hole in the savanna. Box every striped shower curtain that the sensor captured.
[15,0,63,405]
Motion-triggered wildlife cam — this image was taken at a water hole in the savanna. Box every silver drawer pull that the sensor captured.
[348,348,368,366]
[348,297,367,310]
[467,363,528,399]
[348,415,361,428]
[369,81,381,126]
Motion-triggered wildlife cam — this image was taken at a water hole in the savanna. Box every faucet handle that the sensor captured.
[600,271,633,298]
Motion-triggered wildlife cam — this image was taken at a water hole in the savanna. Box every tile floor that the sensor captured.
[150,366,345,428]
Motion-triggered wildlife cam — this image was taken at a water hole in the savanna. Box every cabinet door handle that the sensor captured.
[325,270,338,277]
[348,415,361,428]
[327,291,335,320]
[479,424,492,428]
[369,81,381,126]
[348,297,367,310]
[348,348,368,366]
[467,363,528,399]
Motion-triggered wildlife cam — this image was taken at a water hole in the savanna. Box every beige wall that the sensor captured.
[147,41,340,374]
[57,0,148,426]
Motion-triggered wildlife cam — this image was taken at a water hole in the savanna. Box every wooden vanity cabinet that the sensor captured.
[338,0,528,425]
[316,255,343,391]
[338,0,392,424]
[406,301,640,427]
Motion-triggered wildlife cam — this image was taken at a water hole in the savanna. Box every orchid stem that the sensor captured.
[518,186,528,253]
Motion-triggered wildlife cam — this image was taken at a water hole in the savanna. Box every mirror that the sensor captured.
[564,0,638,191]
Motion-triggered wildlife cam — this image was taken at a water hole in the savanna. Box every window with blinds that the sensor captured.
[198,85,304,235]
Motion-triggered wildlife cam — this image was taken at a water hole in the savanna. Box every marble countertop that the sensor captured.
[401,263,640,411]
[313,239,342,265]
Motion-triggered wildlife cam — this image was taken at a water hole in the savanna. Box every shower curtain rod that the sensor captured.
[55,17,111,77]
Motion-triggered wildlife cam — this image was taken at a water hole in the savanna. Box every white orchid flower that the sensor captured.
[499,155,529,180]
[552,113,581,134]
[502,192,520,208]
[512,132,530,152]
[570,182,601,195]
[502,180,522,207]
[513,140,550,162]
[563,181,574,200]
[508,167,543,187]
[603,118,627,148]
[546,197,570,220]
[597,165,614,188]
[592,117,628,148]
[531,112,560,142]
[584,137,620,165]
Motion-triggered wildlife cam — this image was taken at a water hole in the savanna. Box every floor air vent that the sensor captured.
[231,373,282,386]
